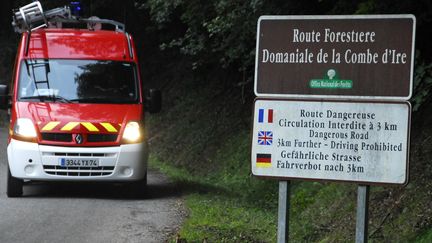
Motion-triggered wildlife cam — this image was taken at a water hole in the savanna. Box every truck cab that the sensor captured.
[0,1,161,197]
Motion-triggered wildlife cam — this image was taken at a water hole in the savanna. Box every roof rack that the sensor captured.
[13,1,129,57]
[49,17,125,32]
[12,1,125,33]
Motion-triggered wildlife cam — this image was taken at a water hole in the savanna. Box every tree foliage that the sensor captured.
[139,0,432,108]
[141,0,330,72]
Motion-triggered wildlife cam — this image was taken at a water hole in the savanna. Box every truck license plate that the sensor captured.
[59,158,99,167]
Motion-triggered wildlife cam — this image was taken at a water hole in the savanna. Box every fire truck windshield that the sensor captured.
[17,59,139,104]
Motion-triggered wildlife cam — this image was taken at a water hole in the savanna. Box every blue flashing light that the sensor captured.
[70,1,83,16]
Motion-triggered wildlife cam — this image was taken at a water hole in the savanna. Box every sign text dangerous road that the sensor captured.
[251,99,410,185]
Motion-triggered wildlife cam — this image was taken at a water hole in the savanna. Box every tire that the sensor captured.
[130,173,147,196]
[6,166,23,197]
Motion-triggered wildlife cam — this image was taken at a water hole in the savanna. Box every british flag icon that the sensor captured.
[258,131,273,145]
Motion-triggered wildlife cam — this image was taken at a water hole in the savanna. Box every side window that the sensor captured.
[10,47,20,97]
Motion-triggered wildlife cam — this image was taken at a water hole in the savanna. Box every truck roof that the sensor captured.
[22,28,135,61]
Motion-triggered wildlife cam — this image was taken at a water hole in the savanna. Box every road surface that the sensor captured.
[0,127,184,242]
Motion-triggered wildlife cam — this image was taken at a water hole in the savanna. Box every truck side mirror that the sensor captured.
[145,89,161,114]
[0,84,9,110]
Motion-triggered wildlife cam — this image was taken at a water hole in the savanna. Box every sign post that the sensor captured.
[277,181,290,243]
[252,15,415,242]
[356,185,370,243]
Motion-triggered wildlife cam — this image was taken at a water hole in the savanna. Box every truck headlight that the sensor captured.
[122,121,142,143]
[13,118,37,142]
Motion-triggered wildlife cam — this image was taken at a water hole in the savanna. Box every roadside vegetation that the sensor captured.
[147,70,432,242]
[142,0,432,241]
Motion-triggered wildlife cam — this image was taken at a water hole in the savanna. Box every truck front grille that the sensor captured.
[40,133,118,143]
[43,165,115,176]
[41,133,72,142]
[87,134,118,142]
[45,152,114,157]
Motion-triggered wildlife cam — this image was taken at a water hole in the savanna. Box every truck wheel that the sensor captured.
[130,173,147,195]
[7,166,23,197]
[136,173,147,188]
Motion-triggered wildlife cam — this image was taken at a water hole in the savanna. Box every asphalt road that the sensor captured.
[0,127,184,243]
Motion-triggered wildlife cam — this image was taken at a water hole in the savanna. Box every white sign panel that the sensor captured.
[251,99,410,184]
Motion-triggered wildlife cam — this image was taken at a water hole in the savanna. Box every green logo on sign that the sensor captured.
[310,69,353,89]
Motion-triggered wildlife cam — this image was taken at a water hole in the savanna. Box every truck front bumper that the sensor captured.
[7,139,148,181]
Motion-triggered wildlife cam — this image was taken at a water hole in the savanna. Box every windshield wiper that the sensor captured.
[69,97,110,103]
[20,95,73,103]
[69,97,137,104]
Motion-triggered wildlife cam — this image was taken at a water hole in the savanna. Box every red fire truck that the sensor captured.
[0,1,161,197]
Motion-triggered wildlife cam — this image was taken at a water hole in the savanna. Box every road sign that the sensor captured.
[254,15,416,100]
[251,99,410,185]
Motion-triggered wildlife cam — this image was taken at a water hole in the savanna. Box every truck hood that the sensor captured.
[15,102,142,134]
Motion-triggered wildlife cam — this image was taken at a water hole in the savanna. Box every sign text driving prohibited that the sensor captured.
[251,99,410,185]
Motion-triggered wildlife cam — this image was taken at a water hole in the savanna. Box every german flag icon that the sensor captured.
[256,153,272,168]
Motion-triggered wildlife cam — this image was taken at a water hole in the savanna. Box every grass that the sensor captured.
[416,229,432,243]
[180,194,275,242]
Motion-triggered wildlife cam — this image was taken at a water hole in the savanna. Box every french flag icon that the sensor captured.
[258,109,273,123]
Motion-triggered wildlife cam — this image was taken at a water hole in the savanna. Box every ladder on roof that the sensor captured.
[12,1,125,34]
[28,59,51,92]
[12,1,69,33]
